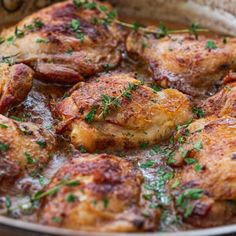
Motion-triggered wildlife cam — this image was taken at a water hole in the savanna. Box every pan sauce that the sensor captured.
[0,6,235,232]
[0,44,191,232]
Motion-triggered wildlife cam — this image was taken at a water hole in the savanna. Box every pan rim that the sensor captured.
[0,215,236,236]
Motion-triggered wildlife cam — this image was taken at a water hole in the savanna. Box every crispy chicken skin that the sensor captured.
[38,153,159,232]
[55,72,193,152]
[0,115,55,187]
[170,116,236,227]
[126,33,236,97]
[0,63,33,113]
[0,0,124,84]
[201,73,236,117]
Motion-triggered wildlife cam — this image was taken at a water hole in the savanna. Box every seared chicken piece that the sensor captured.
[170,116,236,227]
[201,72,236,118]
[0,63,33,113]
[38,153,159,232]
[0,115,55,188]
[126,33,236,97]
[0,0,124,84]
[55,72,193,152]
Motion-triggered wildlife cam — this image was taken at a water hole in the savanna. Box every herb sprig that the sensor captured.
[69,19,84,42]
[85,82,140,123]
[32,178,80,201]
[73,0,208,39]
[176,188,203,218]
[0,19,44,46]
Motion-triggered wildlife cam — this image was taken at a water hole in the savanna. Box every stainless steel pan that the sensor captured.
[0,0,236,235]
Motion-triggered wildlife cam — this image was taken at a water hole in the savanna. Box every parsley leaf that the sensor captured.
[0,142,9,152]
[0,123,8,129]
[36,38,49,43]
[194,141,203,151]
[85,106,97,123]
[140,160,156,169]
[205,40,217,50]
[193,107,205,118]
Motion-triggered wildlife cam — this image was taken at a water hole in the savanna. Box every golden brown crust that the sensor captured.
[0,115,55,187]
[126,33,236,97]
[170,116,236,227]
[55,72,193,152]
[201,73,236,118]
[0,63,33,113]
[0,0,124,84]
[38,153,159,232]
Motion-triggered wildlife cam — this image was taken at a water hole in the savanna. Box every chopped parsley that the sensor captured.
[32,179,80,201]
[176,188,203,218]
[5,196,11,210]
[0,142,9,152]
[194,141,203,151]
[85,82,140,122]
[24,152,37,164]
[36,38,49,43]
[103,197,109,209]
[0,123,8,129]
[192,107,205,118]
[194,163,203,172]
[7,36,14,44]
[9,115,23,122]
[140,160,156,169]
[66,193,77,203]
[36,139,46,148]
[151,84,162,92]
[171,180,180,189]
[69,19,84,42]
[66,48,73,55]
[51,216,62,223]
[0,37,4,44]
[39,175,47,186]
[205,40,217,50]
[85,106,97,123]
[184,158,197,165]
[189,23,200,40]
[79,146,87,153]
[140,142,149,149]
[14,27,24,38]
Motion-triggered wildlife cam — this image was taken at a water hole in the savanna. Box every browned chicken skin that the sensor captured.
[126,33,236,97]
[38,153,159,232]
[0,115,55,189]
[0,63,33,113]
[55,72,193,152]
[170,116,236,227]
[0,0,236,232]
[0,0,124,84]
[201,72,236,117]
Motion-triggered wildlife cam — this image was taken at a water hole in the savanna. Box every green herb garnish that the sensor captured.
[194,141,203,151]
[140,160,156,169]
[36,139,46,148]
[193,107,205,118]
[0,123,8,129]
[205,40,217,50]
[36,38,49,43]
[0,142,9,152]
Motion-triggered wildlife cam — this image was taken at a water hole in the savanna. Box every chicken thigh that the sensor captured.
[201,72,236,118]
[0,63,33,113]
[38,153,159,232]
[0,115,55,189]
[126,33,236,97]
[170,116,236,227]
[0,0,124,84]
[55,72,193,152]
